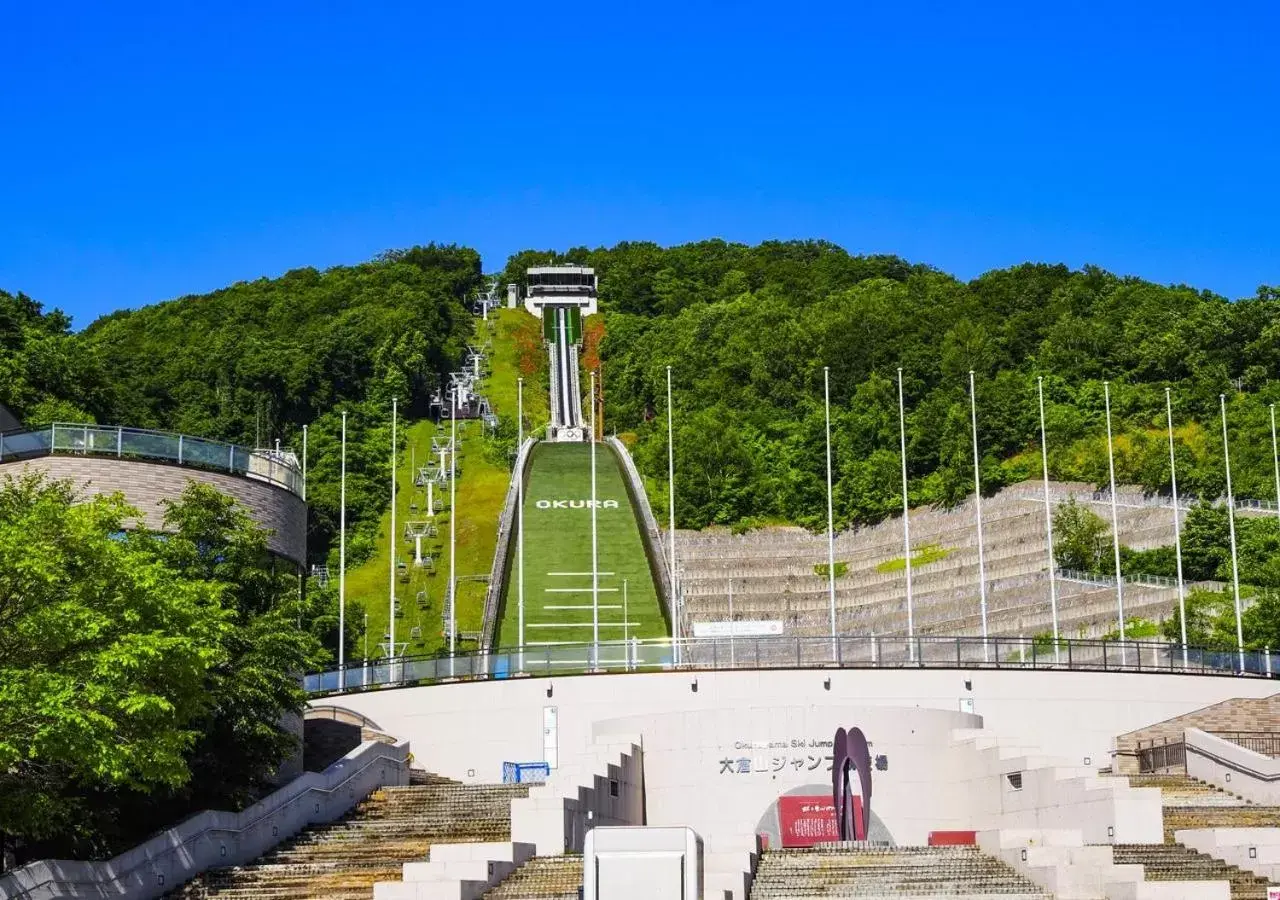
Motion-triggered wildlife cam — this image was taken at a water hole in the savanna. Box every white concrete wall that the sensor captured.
[321,668,1278,786]
[1186,727,1280,804]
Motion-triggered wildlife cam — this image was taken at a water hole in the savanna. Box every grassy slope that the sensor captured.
[348,308,549,657]
[497,441,667,647]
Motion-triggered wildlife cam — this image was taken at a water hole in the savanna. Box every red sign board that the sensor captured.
[777,795,857,847]
[928,831,977,846]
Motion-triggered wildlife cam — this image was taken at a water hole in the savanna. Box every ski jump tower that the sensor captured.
[523,265,597,442]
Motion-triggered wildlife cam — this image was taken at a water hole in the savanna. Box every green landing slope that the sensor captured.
[497,441,667,649]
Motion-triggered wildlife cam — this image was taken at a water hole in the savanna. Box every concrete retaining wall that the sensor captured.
[1,456,306,565]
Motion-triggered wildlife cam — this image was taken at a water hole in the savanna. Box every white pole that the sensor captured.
[1167,388,1188,667]
[666,366,679,662]
[339,411,347,690]
[449,391,457,671]
[302,424,308,502]
[824,366,837,661]
[590,370,600,664]
[389,397,397,665]
[897,368,914,660]
[1221,394,1245,672]
[1037,377,1060,662]
[969,371,989,662]
[623,578,629,647]
[1103,382,1126,652]
[728,578,735,667]
[518,378,525,671]
[1271,404,1280,535]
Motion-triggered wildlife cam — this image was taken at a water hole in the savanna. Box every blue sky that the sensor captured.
[1,1,1276,326]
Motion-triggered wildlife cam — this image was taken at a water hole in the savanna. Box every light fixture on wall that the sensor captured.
[546,682,553,698]
[964,679,972,691]
[1250,846,1258,859]
[1225,772,1232,783]
[1083,757,1091,766]
[823,678,831,691]
[1107,826,1114,839]
[1020,849,1027,861]
[691,678,698,693]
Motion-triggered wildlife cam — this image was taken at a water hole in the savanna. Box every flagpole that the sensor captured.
[339,411,347,690]
[897,368,914,660]
[728,578,735,667]
[1221,394,1245,672]
[1167,388,1188,667]
[824,366,837,661]
[590,370,600,666]
[517,377,525,672]
[1271,405,1280,537]
[389,397,397,667]
[666,365,679,663]
[449,390,457,673]
[1037,377,1060,662]
[1103,382,1126,654]
[300,425,308,504]
[969,370,989,662]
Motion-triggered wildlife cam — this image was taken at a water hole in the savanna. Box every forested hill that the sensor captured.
[505,240,1280,531]
[0,244,481,559]
[5,238,1280,542]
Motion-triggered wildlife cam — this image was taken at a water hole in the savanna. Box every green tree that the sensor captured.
[1052,499,1110,572]
[0,476,226,847]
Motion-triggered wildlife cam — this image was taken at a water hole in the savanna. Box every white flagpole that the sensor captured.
[518,378,525,671]
[1167,389,1188,667]
[666,365,679,663]
[339,411,347,690]
[969,370,989,662]
[898,368,914,660]
[1271,404,1280,537]
[1103,382,1126,652]
[728,578,735,667]
[300,425,308,504]
[449,390,457,671]
[1037,377,1060,662]
[824,366,837,661]
[1221,394,1245,672]
[590,370,600,665]
[389,397,397,665]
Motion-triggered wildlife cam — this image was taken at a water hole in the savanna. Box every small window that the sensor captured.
[1006,772,1023,791]
[609,779,619,797]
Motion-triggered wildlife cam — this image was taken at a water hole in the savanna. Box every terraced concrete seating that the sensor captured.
[1124,774,1248,808]
[747,845,1053,899]
[1162,807,1280,844]
[1112,843,1271,900]
[170,780,529,899]
[483,854,582,899]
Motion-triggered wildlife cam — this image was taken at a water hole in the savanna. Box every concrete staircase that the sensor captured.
[170,780,529,898]
[747,845,1054,899]
[1120,774,1280,843]
[483,854,582,899]
[1112,844,1272,900]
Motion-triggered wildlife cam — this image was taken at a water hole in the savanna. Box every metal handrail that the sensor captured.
[303,633,1278,695]
[0,423,303,497]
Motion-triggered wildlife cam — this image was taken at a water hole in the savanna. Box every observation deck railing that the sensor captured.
[304,633,1278,695]
[0,423,304,497]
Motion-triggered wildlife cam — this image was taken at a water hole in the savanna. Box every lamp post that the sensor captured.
[1221,394,1245,672]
